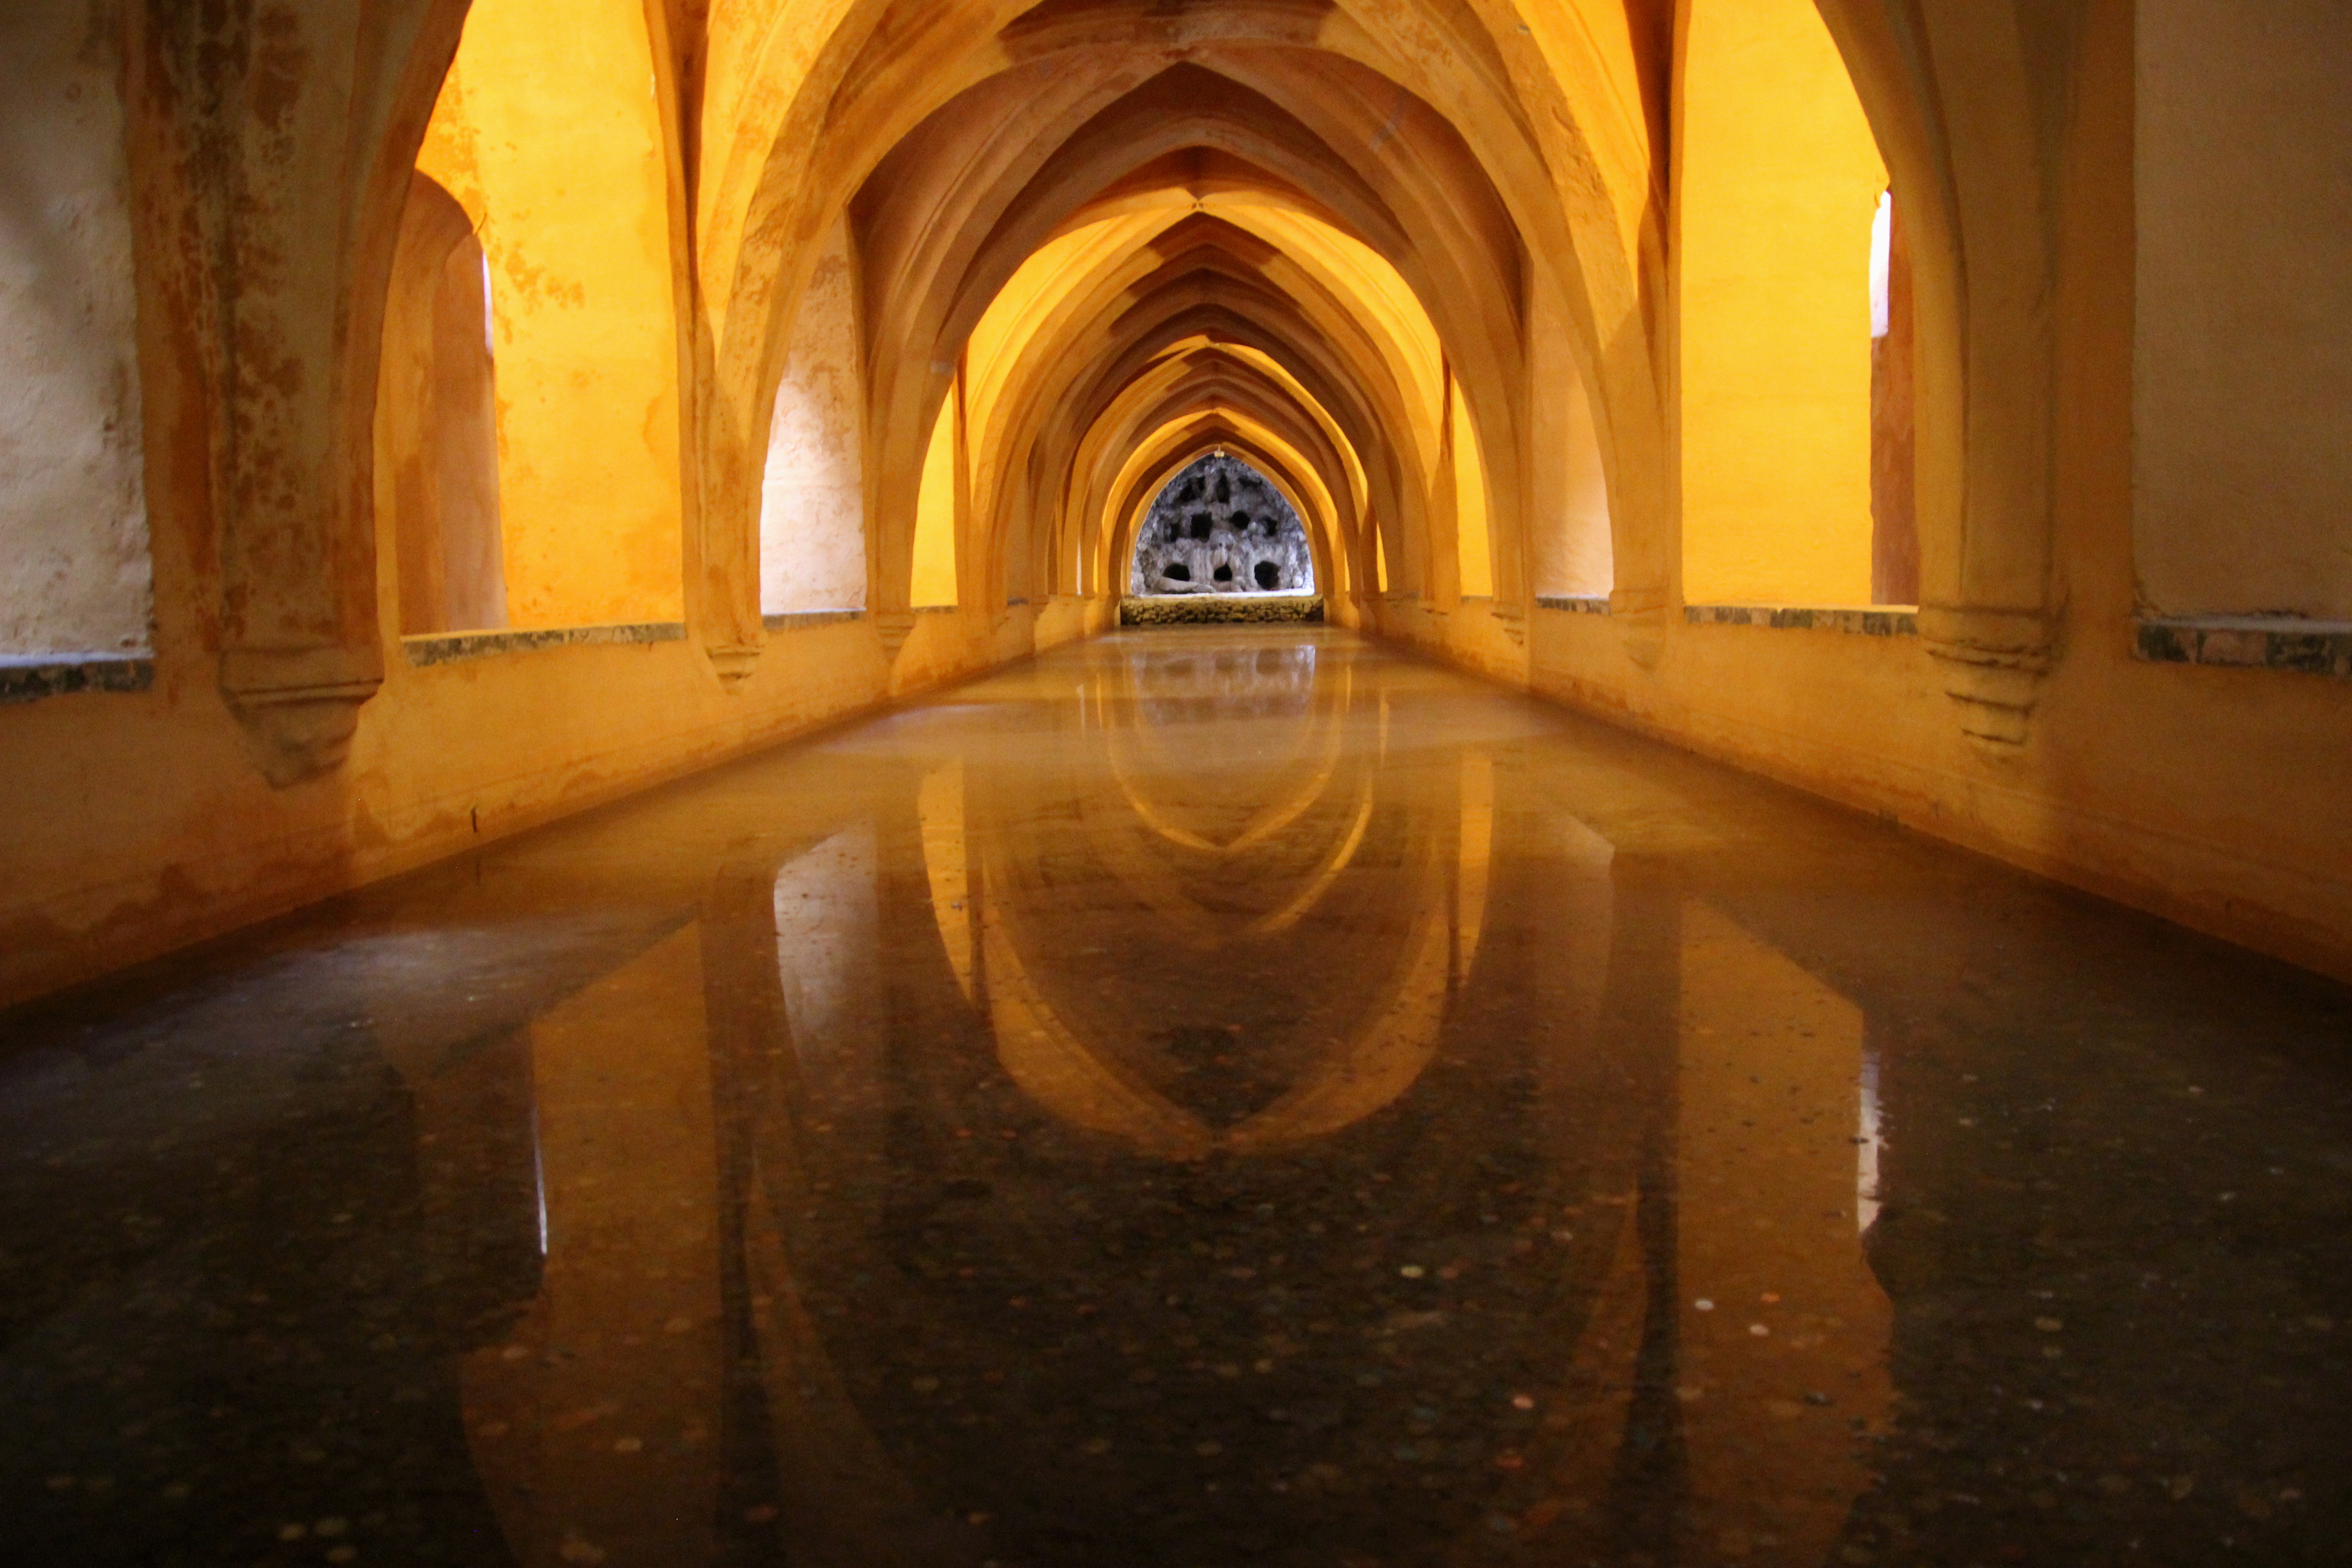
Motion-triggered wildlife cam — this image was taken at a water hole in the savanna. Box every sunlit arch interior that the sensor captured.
[698,1,1636,653]
[9,0,2352,1562]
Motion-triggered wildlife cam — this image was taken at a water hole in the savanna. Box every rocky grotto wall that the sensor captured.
[1130,456,1315,597]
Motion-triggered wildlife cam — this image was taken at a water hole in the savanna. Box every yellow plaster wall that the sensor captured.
[0,597,1061,1011]
[1676,0,1886,608]
[1534,366,1614,598]
[1451,382,1494,599]
[1376,0,2352,990]
[2134,0,2352,620]
[762,217,868,614]
[11,0,2352,1026]
[910,393,961,608]
[416,0,685,629]
[0,0,150,657]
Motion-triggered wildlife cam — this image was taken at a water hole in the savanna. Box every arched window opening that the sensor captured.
[0,0,151,664]
[1678,0,1891,609]
[378,172,507,636]
[410,0,686,631]
[761,218,868,616]
[1872,191,1920,607]
[1130,455,1315,598]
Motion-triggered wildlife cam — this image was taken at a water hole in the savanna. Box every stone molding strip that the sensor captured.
[2136,616,2352,679]
[1536,595,1612,615]
[1685,603,1919,637]
[402,622,686,667]
[0,652,157,705]
[762,609,866,633]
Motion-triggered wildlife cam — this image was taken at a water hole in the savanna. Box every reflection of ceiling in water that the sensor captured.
[357,637,1912,1568]
[919,642,1489,1156]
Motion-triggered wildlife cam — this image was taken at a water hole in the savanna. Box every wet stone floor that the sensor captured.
[3,629,2350,1568]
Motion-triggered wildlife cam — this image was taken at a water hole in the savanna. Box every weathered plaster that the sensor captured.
[416,0,686,629]
[1,0,2348,1019]
[760,217,867,614]
[0,0,150,657]
[2134,0,2352,620]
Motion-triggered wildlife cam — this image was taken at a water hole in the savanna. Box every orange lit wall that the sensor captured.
[1452,378,1495,600]
[416,0,685,628]
[1675,0,1886,607]
[910,389,962,609]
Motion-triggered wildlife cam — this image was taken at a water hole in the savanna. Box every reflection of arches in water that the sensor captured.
[980,822,1452,1158]
[1103,649,1343,860]
[916,767,974,1002]
[1086,645,1367,954]
[774,823,885,1063]
[421,727,1896,1568]
[916,658,1501,1154]
[456,926,730,1568]
[1669,901,1895,1564]
[735,753,1659,1568]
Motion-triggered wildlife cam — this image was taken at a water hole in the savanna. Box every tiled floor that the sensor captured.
[4,629,2347,1566]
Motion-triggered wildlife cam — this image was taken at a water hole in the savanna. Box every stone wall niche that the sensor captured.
[1130,455,1314,598]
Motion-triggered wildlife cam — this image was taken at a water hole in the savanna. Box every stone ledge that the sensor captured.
[402,622,686,667]
[0,652,156,705]
[762,609,865,633]
[1536,595,1612,616]
[1121,594,1325,627]
[2136,616,2352,678]
[1685,603,1919,637]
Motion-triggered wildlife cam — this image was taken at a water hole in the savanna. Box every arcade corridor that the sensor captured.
[4,630,2347,1567]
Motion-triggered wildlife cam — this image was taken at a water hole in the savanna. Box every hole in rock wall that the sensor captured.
[1131,455,1314,597]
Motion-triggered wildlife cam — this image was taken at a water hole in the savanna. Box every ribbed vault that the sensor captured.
[681,0,1651,655]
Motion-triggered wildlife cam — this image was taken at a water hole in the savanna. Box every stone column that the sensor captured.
[135,0,467,784]
[1818,0,2073,752]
